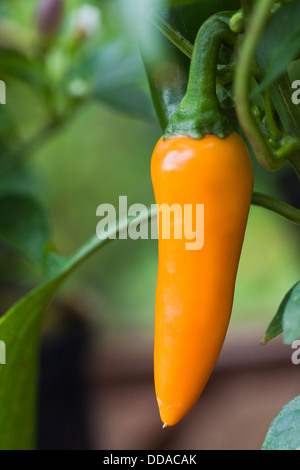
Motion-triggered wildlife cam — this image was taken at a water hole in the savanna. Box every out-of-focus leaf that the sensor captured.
[0,208,152,449]
[0,275,62,449]
[0,106,15,138]
[93,52,155,119]
[95,83,155,119]
[253,0,300,95]
[262,396,300,450]
[0,194,51,264]
[0,46,44,88]
[0,167,39,198]
[262,281,300,344]
[75,39,155,119]
[0,107,51,266]
[283,281,300,344]
[0,106,19,157]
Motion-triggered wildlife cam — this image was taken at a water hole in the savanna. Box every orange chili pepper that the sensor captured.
[151,132,253,427]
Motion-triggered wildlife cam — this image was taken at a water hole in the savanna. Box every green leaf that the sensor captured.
[0,163,52,265]
[0,276,63,450]
[0,106,16,139]
[0,107,20,156]
[283,281,300,344]
[262,287,292,343]
[262,396,300,450]
[76,40,155,119]
[0,46,44,88]
[0,208,152,449]
[262,281,300,344]
[253,0,300,95]
[0,194,51,264]
[0,167,39,198]
[95,82,154,120]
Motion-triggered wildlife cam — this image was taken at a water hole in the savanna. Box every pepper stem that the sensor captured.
[163,13,236,140]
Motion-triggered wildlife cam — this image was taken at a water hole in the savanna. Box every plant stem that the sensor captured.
[234,0,283,171]
[252,192,300,225]
[68,206,157,270]
[164,13,236,139]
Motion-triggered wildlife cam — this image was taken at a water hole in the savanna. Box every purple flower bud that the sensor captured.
[37,0,64,36]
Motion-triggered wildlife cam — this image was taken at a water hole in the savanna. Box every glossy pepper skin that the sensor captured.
[151,133,253,427]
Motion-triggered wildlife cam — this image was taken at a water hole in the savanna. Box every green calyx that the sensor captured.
[163,12,237,140]
[164,105,229,140]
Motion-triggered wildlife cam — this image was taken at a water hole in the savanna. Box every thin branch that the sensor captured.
[252,192,300,225]
[233,0,284,171]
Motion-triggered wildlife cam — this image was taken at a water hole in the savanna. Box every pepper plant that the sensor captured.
[0,0,300,450]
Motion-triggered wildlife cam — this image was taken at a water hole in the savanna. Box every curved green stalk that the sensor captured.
[234,0,284,171]
[164,13,236,140]
[66,206,156,271]
[252,192,300,225]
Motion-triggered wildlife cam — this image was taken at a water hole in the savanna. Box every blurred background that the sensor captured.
[0,0,299,450]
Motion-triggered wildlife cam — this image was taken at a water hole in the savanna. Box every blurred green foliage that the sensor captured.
[0,0,299,337]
